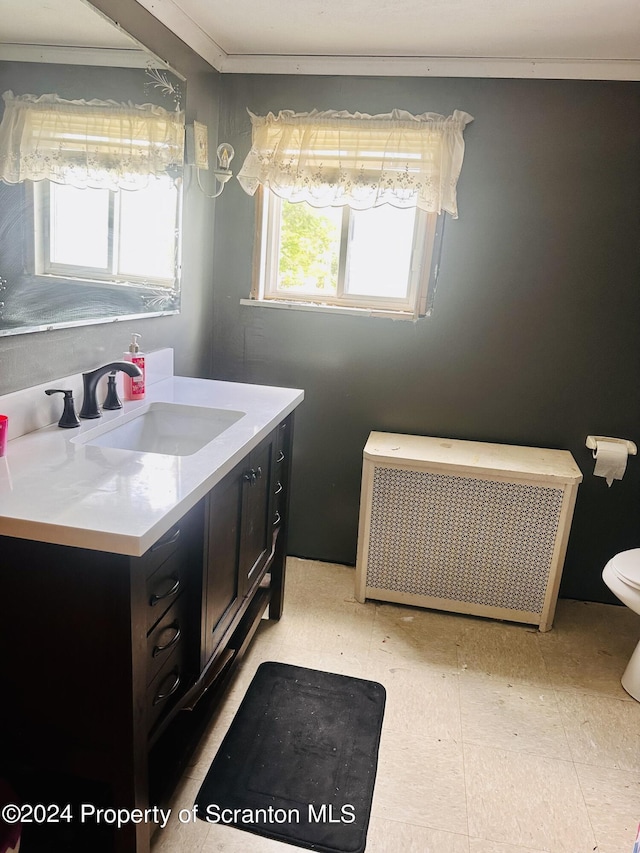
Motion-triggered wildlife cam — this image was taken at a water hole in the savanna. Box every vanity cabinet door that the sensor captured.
[238,434,274,597]
[203,460,243,664]
[202,427,280,666]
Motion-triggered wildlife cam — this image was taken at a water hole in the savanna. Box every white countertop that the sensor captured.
[0,376,303,556]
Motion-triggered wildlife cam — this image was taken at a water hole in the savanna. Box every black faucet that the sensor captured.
[79,361,143,419]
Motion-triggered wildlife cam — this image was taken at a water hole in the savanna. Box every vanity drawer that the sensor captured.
[147,595,188,686]
[139,520,184,579]
[146,645,186,734]
[146,549,187,633]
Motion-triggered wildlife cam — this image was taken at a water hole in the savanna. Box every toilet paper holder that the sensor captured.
[585,435,637,455]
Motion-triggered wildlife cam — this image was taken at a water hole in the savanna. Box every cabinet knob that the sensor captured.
[243,467,262,485]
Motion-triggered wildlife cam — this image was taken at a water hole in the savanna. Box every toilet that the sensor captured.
[602,549,640,701]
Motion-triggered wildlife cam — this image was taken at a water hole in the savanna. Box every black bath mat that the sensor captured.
[195,661,386,853]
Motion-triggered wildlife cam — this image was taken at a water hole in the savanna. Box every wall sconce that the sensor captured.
[186,121,235,199]
[210,142,235,197]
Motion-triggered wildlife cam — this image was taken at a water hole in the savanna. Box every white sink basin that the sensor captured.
[73,402,245,456]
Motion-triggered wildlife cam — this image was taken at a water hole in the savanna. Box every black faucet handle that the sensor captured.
[45,389,81,429]
[102,372,123,411]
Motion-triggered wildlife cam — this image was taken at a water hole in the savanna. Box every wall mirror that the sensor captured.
[0,0,185,337]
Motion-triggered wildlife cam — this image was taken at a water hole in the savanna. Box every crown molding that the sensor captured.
[132,0,640,80]
[133,0,226,69]
[218,54,640,80]
[0,44,155,67]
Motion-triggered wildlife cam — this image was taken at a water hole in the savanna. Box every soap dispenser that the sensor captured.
[123,333,145,401]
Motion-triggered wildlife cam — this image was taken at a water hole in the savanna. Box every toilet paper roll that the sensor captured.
[593,439,628,487]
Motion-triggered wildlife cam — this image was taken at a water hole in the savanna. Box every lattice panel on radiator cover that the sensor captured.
[366,465,565,614]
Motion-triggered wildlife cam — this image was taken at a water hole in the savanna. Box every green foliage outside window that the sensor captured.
[278,201,339,292]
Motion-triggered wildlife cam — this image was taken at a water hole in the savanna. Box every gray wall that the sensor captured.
[213,74,640,603]
[0,0,220,393]
[3,2,638,605]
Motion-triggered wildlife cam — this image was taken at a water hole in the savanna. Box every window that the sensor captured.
[237,108,472,318]
[0,90,184,291]
[255,189,441,316]
[33,176,180,287]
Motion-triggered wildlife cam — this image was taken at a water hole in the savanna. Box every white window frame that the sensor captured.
[251,188,442,319]
[32,179,181,289]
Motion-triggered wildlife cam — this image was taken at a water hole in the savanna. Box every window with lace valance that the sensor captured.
[0,91,184,289]
[238,108,473,318]
[237,108,473,217]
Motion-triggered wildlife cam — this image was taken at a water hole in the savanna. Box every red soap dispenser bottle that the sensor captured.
[123,333,145,401]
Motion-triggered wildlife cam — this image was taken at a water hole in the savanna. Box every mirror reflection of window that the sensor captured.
[0,0,186,335]
[34,176,180,286]
[118,177,179,282]
[48,184,110,269]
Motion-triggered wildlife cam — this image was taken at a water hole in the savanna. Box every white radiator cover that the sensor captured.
[355,433,583,631]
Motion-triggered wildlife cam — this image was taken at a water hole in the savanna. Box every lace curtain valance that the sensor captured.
[0,91,185,190]
[237,108,473,216]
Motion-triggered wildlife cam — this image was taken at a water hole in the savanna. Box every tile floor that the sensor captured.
[152,558,640,853]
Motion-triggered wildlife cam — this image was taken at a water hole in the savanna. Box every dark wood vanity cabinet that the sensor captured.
[0,414,294,853]
[202,418,290,660]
